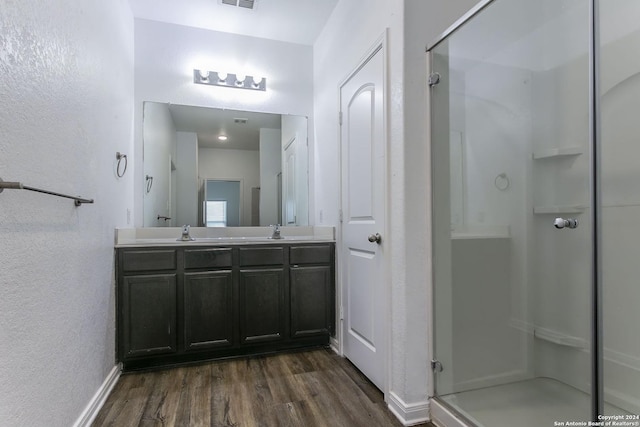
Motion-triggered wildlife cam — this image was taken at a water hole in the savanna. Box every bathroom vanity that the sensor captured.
[115,227,335,371]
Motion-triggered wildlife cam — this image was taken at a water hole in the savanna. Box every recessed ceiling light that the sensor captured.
[218,135,228,141]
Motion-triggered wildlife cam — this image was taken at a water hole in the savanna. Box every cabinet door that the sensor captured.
[121,274,177,358]
[183,270,233,351]
[239,268,284,344]
[290,266,333,338]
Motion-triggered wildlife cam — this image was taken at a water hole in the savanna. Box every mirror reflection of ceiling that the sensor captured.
[168,104,281,150]
[127,0,340,46]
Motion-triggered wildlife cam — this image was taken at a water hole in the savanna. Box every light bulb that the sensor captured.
[198,70,210,81]
[235,73,246,86]
[252,76,264,88]
[217,72,228,82]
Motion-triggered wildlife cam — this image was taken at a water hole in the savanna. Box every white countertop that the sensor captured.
[115,226,335,247]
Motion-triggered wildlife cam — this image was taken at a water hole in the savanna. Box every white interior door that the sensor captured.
[340,43,386,391]
[284,138,297,225]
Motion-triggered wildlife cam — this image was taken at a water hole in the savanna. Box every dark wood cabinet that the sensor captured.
[289,245,335,339]
[290,265,333,338]
[183,270,233,351]
[116,242,334,371]
[121,274,177,358]
[239,268,285,344]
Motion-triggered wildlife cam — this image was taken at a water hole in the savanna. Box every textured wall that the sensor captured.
[0,1,134,426]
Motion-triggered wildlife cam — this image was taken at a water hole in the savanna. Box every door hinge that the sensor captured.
[431,359,444,372]
[339,209,343,223]
[339,306,344,320]
[339,111,343,126]
[428,72,441,87]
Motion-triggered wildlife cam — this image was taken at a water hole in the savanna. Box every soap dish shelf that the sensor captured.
[533,205,586,214]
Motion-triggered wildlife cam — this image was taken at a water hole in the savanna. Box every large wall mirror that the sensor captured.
[143,101,309,227]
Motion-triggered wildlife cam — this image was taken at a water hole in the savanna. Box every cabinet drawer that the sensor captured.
[122,250,176,272]
[290,245,332,265]
[184,248,232,269]
[239,247,284,266]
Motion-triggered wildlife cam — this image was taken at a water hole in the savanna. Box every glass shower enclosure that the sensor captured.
[428,0,640,426]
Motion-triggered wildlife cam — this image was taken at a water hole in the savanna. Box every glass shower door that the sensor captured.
[600,0,640,418]
[430,0,594,425]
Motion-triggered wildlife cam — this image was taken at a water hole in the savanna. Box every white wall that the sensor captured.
[403,0,482,407]
[0,1,134,426]
[142,102,176,227]
[313,0,481,420]
[133,19,313,226]
[198,147,260,226]
[175,132,199,226]
[259,128,282,226]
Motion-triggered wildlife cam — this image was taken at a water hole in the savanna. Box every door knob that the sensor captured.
[368,233,382,244]
[554,218,579,229]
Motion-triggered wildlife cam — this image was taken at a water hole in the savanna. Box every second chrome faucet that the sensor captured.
[269,224,282,239]
[178,224,195,241]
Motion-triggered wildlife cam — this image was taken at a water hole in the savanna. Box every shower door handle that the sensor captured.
[554,218,579,229]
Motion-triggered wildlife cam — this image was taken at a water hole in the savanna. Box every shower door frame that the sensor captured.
[425,0,604,422]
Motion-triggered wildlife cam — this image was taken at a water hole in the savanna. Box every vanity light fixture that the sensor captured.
[193,69,266,91]
[218,135,228,141]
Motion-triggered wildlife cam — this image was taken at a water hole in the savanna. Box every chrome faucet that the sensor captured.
[269,224,282,239]
[178,224,195,241]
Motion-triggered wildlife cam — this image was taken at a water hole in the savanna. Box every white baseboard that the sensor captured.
[73,364,121,427]
[387,391,430,426]
[330,336,340,355]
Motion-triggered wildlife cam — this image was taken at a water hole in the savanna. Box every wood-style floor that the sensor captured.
[92,347,436,427]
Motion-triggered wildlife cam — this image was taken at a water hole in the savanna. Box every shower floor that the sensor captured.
[439,378,630,427]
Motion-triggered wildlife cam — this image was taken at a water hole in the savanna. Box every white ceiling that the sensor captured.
[167,103,282,150]
[127,0,339,46]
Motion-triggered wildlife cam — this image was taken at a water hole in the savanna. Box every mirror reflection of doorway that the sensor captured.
[277,173,282,225]
[284,137,297,225]
[251,187,260,226]
[203,179,241,227]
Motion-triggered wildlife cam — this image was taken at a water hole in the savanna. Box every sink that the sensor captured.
[195,237,247,241]
[190,236,319,242]
[115,227,335,246]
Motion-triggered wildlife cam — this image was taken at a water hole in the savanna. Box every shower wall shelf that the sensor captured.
[533,205,585,214]
[532,146,583,160]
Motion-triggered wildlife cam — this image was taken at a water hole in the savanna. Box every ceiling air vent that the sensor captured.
[221,0,255,9]
[234,118,249,124]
